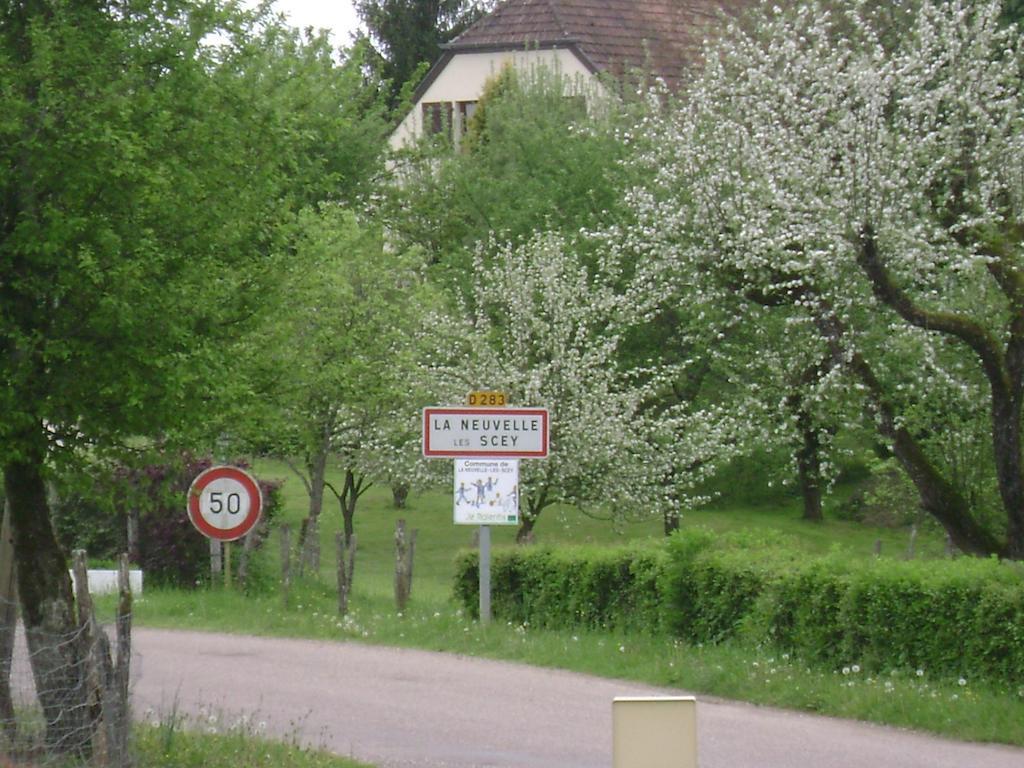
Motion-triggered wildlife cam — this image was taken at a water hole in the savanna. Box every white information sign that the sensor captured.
[454,459,519,526]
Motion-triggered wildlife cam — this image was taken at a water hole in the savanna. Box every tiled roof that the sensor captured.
[447,0,755,91]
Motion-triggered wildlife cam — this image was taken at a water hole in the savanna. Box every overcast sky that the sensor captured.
[253,0,364,46]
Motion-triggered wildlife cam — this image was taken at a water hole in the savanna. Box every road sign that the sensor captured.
[467,391,507,407]
[454,459,519,526]
[187,465,263,542]
[423,407,549,458]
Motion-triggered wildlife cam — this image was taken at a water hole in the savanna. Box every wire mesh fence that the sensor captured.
[0,553,133,768]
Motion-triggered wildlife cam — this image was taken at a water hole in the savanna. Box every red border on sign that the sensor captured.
[423,407,549,458]
[187,466,263,542]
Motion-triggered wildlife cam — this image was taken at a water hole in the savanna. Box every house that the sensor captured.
[389,0,754,149]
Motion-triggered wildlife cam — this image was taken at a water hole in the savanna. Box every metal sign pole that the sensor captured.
[479,524,491,624]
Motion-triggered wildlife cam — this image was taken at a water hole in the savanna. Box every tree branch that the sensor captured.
[855,224,1010,398]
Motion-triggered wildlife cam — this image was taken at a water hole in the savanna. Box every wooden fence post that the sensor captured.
[108,554,133,767]
[394,520,417,613]
[71,550,109,765]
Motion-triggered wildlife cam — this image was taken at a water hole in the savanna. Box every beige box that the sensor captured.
[612,696,697,768]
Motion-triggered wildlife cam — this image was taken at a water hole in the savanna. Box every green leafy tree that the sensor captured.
[0,1,369,753]
[247,206,436,562]
[386,64,638,286]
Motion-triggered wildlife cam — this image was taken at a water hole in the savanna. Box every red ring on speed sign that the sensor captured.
[187,466,263,542]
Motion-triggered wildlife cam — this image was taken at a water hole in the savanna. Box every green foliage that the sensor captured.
[454,545,667,633]
[455,529,1024,686]
[386,64,635,282]
[51,491,125,562]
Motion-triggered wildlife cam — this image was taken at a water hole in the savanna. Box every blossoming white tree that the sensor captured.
[424,231,742,541]
[625,0,1024,556]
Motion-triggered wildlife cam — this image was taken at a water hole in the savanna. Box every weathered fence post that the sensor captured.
[108,554,133,767]
[71,550,109,764]
[394,520,417,612]
[336,532,357,616]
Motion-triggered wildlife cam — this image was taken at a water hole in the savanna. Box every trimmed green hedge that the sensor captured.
[453,529,1024,685]
[454,545,667,633]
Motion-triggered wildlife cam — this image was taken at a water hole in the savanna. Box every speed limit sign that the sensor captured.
[187,466,263,542]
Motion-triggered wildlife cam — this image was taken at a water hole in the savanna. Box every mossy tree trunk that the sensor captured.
[3,443,91,757]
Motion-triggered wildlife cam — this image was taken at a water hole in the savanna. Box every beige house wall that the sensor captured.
[389,47,599,150]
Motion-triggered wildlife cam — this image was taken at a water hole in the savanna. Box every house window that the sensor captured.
[457,100,478,136]
[422,101,454,139]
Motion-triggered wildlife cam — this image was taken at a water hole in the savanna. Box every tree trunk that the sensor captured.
[516,512,538,544]
[3,451,92,757]
[847,351,1007,557]
[663,509,680,536]
[391,482,409,509]
[0,500,18,744]
[796,415,824,523]
[302,448,329,574]
[336,532,357,616]
[989,389,1024,558]
[516,491,547,544]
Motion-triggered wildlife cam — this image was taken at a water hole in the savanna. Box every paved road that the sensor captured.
[132,628,1024,768]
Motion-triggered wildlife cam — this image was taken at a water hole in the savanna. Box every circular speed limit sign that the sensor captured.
[187,466,263,542]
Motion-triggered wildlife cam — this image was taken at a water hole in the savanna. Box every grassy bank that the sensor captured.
[107,458,1024,748]
[133,717,370,768]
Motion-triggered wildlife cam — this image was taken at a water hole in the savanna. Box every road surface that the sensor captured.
[129,628,1024,768]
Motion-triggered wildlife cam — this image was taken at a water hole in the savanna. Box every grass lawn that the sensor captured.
[133,720,370,768]
[118,458,1024,748]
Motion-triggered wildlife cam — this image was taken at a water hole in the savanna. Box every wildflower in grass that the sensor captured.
[842,667,851,676]
[958,678,967,687]
[916,669,924,677]
[851,665,860,674]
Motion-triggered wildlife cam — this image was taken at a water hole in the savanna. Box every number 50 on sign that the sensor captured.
[187,465,263,542]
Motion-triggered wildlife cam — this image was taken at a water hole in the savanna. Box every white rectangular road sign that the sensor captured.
[423,407,549,458]
[454,459,519,526]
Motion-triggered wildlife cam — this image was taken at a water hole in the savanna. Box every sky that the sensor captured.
[253,0,364,46]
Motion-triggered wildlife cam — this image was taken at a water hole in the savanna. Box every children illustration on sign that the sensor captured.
[461,477,502,508]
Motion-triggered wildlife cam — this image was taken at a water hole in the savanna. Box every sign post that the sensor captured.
[187,466,263,587]
[453,457,520,624]
[423,397,548,625]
